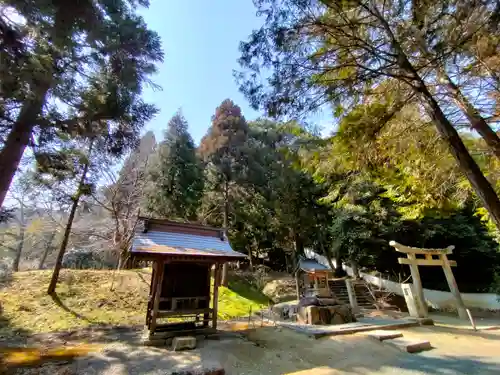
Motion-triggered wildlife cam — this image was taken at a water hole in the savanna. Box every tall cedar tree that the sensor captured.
[237,0,500,230]
[199,99,249,285]
[0,0,163,208]
[147,111,204,220]
[110,131,156,268]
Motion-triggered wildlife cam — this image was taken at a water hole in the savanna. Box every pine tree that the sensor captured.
[146,111,204,220]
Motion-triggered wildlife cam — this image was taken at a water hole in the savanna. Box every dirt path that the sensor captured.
[6,325,500,374]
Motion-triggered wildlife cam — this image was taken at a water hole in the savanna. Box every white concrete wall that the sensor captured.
[304,249,500,310]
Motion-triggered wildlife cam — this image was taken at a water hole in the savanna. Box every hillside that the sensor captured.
[0,269,269,338]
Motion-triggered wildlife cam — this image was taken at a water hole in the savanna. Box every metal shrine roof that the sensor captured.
[131,229,245,259]
[299,258,332,273]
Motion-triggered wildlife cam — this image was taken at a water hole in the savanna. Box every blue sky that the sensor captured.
[139,1,333,144]
[138,1,263,144]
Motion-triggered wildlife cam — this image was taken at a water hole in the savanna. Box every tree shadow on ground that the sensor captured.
[49,293,92,322]
[57,330,500,375]
[340,353,500,375]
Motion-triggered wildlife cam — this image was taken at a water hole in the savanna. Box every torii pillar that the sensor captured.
[390,241,467,320]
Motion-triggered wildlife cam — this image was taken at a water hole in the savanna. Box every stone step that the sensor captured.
[384,338,432,353]
[367,330,403,341]
[172,336,197,351]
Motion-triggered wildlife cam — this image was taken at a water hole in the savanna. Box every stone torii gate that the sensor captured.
[389,241,467,320]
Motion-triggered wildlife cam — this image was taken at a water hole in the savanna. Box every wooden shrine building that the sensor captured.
[131,217,245,338]
[298,258,333,298]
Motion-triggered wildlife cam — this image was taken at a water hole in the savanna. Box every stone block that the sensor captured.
[416,317,434,326]
[170,360,224,375]
[317,298,341,306]
[329,305,355,325]
[298,305,318,324]
[142,338,168,347]
[367,330,403,341]
[297,304,355,325]
[172,336,197,351]
[140,330,169,347]
[401,283,428,318]
[385,338,432,353]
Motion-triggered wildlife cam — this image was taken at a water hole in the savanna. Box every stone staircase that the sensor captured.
[328,279,377,309]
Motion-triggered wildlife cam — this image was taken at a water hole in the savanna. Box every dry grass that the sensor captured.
[0,269,269,338]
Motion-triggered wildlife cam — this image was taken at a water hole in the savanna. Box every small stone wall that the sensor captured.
[297,305,356,325]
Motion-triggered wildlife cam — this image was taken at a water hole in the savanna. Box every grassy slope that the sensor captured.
[0,269,269,337]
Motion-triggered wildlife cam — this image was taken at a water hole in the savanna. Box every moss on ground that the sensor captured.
[0,269,269,337]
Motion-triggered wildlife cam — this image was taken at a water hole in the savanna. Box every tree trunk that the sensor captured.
[118,249,134,270]
[47,192,80,294]
[47,141,93,295]
[293,233,304,299]
[418,84,500,230]
[12,202,26,272]
[319,240,336,275]
[0,8,72,209]
[247,247,254,270]
[351,260,360,279]
[439,71,500,159]
[0,104,40,209]
[379,17,500,231]
[38,231,56,269]
[12,227,25,272]
[221,179,229,287]
[117,254,125,270]
[335,256,345,277]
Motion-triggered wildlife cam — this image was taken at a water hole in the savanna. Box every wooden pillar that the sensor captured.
[150,260,165,335]
[212,263,221,330]
[441,254,468,319]
[345,279,359,313]
[407,254,428,317]
[146,264,157,326]
[203,264,212,327]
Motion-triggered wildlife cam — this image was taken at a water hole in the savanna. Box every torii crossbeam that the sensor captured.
[390,241,467,320]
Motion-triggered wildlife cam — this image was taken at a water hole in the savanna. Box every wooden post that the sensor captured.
[212,263,221,330]
[441,254,468,320]
[204,264,212,327]
[146,264,157,326]
[150,260,165,335]
[406,253,428,317]
[345,279,359,313]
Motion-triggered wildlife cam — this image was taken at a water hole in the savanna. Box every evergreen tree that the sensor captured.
[199,99,249,284]
[146,111,204,220]
[237,0,500,231]
[0,0,163,208]
[199,99,250,228]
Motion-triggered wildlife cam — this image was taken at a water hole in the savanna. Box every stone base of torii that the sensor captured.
[390,241,467,320]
